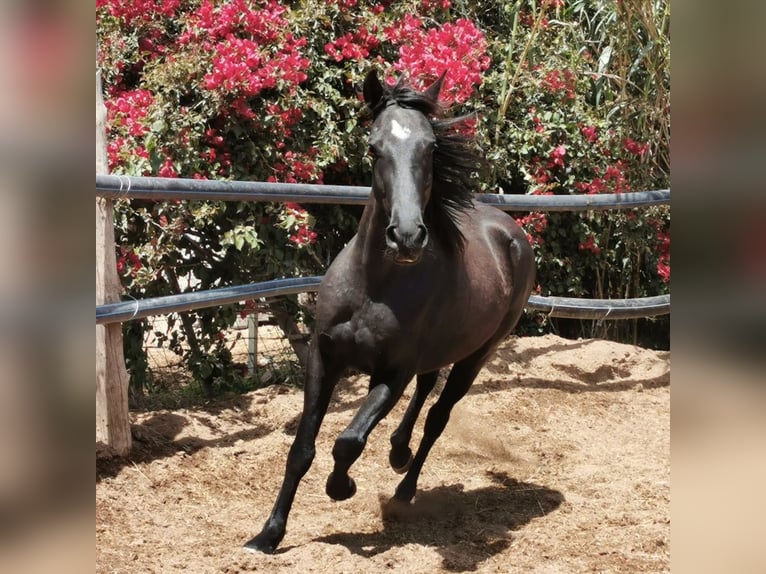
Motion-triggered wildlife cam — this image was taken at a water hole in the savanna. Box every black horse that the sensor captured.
[246,70,536,553]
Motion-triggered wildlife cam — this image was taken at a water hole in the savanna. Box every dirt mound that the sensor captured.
[97,334,670,573]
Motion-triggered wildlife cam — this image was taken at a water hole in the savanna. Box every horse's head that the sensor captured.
[363,70,445,265]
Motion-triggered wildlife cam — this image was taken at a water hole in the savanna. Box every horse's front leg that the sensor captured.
[325,372,412,501]
[245,348,340,554]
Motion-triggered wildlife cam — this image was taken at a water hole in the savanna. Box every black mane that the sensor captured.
[370,80,483,253]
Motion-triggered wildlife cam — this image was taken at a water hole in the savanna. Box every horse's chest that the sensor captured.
[319,300,413,373]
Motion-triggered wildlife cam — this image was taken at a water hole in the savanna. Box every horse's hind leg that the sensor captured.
[326,372,411,501]
[389,370,439,473]
[393,350,493,503]
[245,349,340,554]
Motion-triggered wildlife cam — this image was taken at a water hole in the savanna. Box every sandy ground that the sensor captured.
[96,334,670,573]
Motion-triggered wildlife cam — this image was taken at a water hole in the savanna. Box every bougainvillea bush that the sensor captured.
[97,0,669,397]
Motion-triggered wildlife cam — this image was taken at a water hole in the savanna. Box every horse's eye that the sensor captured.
[368,145,379,159]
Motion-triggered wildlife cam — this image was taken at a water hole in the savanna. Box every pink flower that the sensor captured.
[158,157,177,178]
[389,18,490,104]
[383,14,423,44]
[581,125,598,143]
[623,137,649,158]
[98,0,180,26]
[604,164,622,180]
[324,28,380,62]
[514,212,548,247]
[542,69,576,100]
[202,35,309,96]
[105,89,154,138]
[550,145,566,167]
[656,229,670,282]
[290,225,318,246]
[117,248,143,277]
[271,149,323,184]
[578,236,601,255]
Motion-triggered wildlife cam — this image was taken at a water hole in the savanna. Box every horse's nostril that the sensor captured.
[385,225,399,246]
[415,224,428,248]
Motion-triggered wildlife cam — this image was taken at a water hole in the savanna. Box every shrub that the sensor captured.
[472,0,670,343]
[97,0,670,396]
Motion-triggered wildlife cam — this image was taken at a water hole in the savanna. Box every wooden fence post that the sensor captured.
[96,61,132,456]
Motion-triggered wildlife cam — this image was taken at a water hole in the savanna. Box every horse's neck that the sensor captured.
[355,198,389,263]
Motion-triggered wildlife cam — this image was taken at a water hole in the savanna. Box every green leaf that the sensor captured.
[597,46,613,75]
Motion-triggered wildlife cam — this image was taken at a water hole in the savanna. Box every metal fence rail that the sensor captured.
[96,277,323,325]
[96,277,670,325]
[525,294,670,320]
[96,174,670,212]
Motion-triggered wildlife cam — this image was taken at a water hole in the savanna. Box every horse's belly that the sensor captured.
[415,290,513,373]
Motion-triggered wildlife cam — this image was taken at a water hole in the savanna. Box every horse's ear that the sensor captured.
[423,71,447,102]
[363,69,384,109]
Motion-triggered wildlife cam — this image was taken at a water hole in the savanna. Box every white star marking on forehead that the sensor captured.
[390,119,411,140]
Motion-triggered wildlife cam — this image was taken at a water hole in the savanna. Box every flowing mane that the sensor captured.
[368,79,483,253]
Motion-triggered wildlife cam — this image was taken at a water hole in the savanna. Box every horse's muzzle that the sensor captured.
[385,223,428,264]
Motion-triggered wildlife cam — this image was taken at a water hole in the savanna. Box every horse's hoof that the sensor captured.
[394,480,416,503]
[389,448,413,474]
[244,532,278,554]
[326,472,357,501]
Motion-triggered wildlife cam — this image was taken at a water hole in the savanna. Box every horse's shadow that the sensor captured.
[311,470,564,572]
